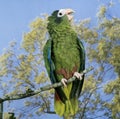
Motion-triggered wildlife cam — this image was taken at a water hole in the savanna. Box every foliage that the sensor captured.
[0,3,120,119]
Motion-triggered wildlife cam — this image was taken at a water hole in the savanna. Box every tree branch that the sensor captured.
[44,111,56,114]
[0,66,94,103]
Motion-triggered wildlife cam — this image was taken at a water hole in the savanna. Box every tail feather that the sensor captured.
[54,92,78,117]
[70,98,79,114]
[54,99,65,116]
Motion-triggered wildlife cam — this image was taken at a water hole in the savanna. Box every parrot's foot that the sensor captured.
[61,78,67,87]
[74,72,83,80]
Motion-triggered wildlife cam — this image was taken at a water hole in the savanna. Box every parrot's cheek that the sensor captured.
[67,15,73,21]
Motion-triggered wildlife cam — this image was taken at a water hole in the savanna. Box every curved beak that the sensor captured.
[65,9,75,21]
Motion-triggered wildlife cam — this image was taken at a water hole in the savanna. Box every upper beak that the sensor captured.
[65,9,75,21]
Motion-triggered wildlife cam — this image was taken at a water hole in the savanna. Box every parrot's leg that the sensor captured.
[61,78,67,87]
[74,72,83,80]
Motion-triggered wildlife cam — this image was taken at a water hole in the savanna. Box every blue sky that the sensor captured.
[0,0,120,119]
[0,0,102,54]
[0,0,120,54]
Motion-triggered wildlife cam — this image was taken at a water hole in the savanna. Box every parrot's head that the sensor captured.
[47,8,75,31]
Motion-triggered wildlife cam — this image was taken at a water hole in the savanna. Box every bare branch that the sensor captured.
[0,66,94,103]
[44,111,56,114]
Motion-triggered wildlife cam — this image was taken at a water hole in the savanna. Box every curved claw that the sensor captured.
[74,72,83,80]
[61,78,67,87]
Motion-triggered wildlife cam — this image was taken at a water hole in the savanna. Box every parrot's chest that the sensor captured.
[52,37,80,79]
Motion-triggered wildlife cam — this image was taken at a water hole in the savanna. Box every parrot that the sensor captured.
[43,8,85,117]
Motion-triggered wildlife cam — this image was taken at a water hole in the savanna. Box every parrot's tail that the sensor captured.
[54,92,78,117]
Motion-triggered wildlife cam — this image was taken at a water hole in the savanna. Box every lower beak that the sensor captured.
[65,9,75,21]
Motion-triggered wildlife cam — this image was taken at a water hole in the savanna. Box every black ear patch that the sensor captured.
[51,10,59,16]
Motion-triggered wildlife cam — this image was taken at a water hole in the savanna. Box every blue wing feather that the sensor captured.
[43,39,56,84]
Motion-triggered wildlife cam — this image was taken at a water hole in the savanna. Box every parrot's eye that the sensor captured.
[57,9,66,17]
[59,13,62,16]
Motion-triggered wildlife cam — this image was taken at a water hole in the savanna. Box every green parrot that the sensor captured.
[43,8,85,117]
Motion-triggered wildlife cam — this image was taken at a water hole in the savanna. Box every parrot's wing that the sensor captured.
[43,39,56,84]
[78,38,85,71]
[77,38,85,96]
[43,39,68,103]
[70,38,85,98]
